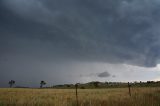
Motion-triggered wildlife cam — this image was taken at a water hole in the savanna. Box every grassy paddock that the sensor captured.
[0,87,160,106]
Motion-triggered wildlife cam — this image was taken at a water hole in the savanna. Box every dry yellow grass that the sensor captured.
[0,87,160,106]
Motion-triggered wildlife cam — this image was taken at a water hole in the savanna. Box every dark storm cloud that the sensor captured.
[1,0,160,87]
[1,0,159,67]
[97,71,111,78]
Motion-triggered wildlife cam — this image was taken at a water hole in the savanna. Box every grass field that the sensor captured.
[0,87,160,106]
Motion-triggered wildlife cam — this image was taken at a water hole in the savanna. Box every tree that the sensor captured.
[40,81,46,88]
[9,80,15,88]
[93,81,100,88]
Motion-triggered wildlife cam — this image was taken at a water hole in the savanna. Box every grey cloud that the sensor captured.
[112,75,116,78]
[1,0,159,67]
[81,71,112,78]
[1,0,160,87]
[97,71,111,78]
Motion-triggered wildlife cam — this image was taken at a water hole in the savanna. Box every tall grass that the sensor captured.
[0,87,159,106]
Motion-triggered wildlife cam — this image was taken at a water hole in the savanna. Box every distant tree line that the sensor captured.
[8,80,160,88]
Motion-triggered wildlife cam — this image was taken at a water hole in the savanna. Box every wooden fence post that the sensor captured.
[75,83,79,106]
[128,82,131,96]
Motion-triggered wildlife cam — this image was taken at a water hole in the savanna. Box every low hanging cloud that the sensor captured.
[97,71,111,78]
[81,71,113,78]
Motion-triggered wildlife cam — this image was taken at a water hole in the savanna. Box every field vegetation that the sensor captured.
[0,87,160,106]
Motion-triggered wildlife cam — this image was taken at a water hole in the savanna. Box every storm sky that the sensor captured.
[0,0,160,87]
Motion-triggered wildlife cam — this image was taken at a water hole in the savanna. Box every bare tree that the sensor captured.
[9,80,15,88]
[40,81,46,88]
